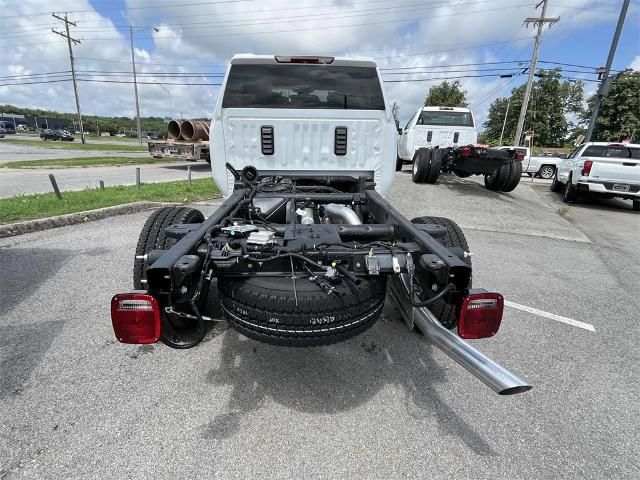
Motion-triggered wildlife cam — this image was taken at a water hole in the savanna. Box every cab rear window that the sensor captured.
[222,64,385,110]
[417,111,474,127]
[582,145,640,159]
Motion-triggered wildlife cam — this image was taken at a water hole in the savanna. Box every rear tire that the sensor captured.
[485,161,520,192]
[133,206,204,289]
[410,217,471,329]
[633,199,639,211]
[411,148,441,184]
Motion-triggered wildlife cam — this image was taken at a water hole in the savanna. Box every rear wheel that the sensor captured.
[538,165,555,179]
[410,216,471,329]
[133,206,205,289]
[501,160,522,192]
[411,148,441,184]
[484,161,521,192]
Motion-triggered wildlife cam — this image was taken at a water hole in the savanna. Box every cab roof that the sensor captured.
[421,106,472,113]
[229,54,378,68]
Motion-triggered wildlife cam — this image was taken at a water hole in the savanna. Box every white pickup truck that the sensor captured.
[496,146,561,179]
[551,142,640,210]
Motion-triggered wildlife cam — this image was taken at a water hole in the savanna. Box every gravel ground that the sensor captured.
[1,172,638,479]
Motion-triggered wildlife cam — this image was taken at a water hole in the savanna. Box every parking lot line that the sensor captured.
[504,300,596,332]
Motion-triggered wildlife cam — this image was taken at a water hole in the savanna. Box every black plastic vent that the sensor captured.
[334,127,348,156]
[427,131,433,142]
[453,132,459,143]
[261,126,274,155]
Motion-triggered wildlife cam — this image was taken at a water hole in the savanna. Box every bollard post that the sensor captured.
[187,165,192,187]
[136,167,141,191]
[48,174,62,200]
[99,180,105,190]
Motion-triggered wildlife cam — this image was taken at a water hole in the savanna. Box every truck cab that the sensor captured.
[210,54,398,198]
[397,106,477,164]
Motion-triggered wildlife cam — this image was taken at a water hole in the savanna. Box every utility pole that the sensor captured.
[584,0,630,143]
[499,97,511,146]
[129,25,143,146]
[513,0,559,146]
[52,13,86,143]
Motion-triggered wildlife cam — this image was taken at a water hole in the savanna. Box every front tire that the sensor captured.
[550,172,563,192]
[396,155,403,172]
[563,175,578,203]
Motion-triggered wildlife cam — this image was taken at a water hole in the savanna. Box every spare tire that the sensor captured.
[219,274,387,347]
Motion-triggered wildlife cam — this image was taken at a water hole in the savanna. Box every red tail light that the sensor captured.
[461,146,471,157]
[458,293,504,339]
[111,293,161,344]
[516,151,525,161]
[581,160,593,176]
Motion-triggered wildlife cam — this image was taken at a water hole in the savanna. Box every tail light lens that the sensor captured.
[458,293,504,339]
[274,56,334,64]
[111,293,161,344]
[581,160,593,176]
[516,151,525,161]
[461,146,471,157]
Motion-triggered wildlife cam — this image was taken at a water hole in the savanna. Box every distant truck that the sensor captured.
[496,146,561,179]
[397,106,523,192]
[552,142,640,210]
[148,119,210,163]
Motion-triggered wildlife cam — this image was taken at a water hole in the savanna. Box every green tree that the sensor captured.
[424,80,468,107]
[581,71,640,142]
[482,69,584,147]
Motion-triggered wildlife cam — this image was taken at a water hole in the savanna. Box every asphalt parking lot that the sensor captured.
[1,171,639,479]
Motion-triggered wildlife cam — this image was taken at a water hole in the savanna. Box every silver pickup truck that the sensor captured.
[552,142,640,210]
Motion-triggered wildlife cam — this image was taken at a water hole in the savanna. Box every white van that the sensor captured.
[397,106,477,169]
[210,54,398,198]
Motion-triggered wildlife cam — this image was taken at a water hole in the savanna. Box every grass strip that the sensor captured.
[2,156,183,168]
[0,138,147,152]
[0,178,219,224]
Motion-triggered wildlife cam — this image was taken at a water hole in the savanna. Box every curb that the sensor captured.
[0,201,175,238]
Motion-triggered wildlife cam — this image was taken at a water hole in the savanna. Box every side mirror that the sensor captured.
[397,127,403,135]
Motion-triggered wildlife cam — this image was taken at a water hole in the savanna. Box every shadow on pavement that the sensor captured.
[202,300,496,456]
[544,188,639,214]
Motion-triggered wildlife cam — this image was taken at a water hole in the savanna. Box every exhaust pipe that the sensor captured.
[324,203,362,225]
[167,120,183,140]
[389,275,532,395]
[180,120,209,141]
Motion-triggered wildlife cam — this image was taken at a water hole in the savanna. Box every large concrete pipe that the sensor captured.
[180,120,209,141]
[167,120,183,140]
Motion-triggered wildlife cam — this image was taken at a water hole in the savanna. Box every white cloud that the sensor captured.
[630,55,640,71]
[0,0,627,128]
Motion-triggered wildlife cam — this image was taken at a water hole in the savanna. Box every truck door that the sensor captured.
[399,112,417,160]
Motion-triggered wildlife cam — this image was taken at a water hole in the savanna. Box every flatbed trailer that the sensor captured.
[148,139,210,163]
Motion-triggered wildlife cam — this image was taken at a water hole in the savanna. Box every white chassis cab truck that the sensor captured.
[551,142,640,210]
[398,106,523,192]
[111,55,531,396]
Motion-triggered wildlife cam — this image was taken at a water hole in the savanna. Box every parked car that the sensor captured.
[497,146,561,179]
[0,121,16,134]
[40,129,74,141]
[551,142,640,210]
[0,127,6,138]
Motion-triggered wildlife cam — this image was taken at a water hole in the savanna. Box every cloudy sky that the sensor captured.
[1,0,638,128]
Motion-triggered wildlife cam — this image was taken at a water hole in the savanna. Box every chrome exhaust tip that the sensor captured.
[389,276,532,395]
